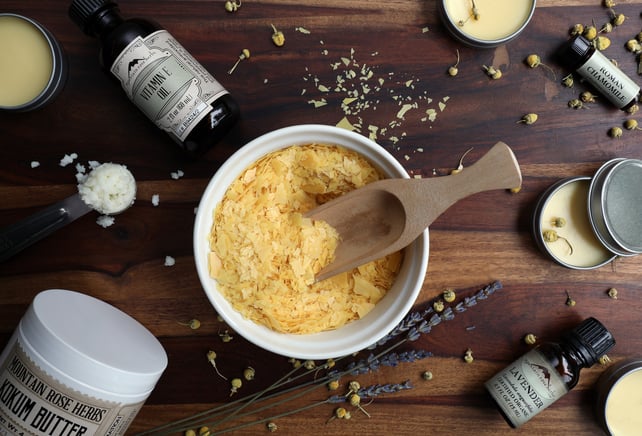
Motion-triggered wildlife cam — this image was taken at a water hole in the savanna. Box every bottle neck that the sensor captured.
[559,339,595,368]
[86,7,124,38]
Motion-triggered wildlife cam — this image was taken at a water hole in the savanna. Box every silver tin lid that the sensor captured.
[602,159,642,253]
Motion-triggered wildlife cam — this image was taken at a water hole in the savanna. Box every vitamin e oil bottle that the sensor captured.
[68,0,240,156]
[485,317,615,428]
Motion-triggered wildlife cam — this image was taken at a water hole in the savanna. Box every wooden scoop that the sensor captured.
[306,141,522,281]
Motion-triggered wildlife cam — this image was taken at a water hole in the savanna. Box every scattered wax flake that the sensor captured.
[389,136,400,144]
[405,79,414,88]
[341,57,351,66]
[171,169,185,180]
[368,125,379,140]
[404,155,410,161]
[30,161,40,168]
[295,26,311,34]
[413,174,423,179]
[443,96,450,102]
[426,108,438,122]
[321,49,328,56]
[438,101,447,112]
[96,215,115,228]
[336,117,356,131]
[396,103,416,119]
[343,97,357,105]
[164,256,176,267]
[152,194,160,206]
[320,40,325,45]
[422,26,430,33]
[417,148,424,152]
[59,153,78,167]
[264,78,269,84]
[308,98,327,108]
[318,84,330,92]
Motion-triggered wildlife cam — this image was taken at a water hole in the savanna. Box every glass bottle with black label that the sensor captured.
[557,35,640,110]
[68,0,240,156]
[485,317,615,428]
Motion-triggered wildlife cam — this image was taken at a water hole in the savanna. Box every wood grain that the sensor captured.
[2,1,642,435]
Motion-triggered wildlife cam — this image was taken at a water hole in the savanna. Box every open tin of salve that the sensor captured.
[438,0,536,48]
[533,159,642,269]
[0,13,67,111]
[596,358,642,435]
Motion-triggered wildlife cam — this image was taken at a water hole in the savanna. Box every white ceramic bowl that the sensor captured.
[193,125,429,359]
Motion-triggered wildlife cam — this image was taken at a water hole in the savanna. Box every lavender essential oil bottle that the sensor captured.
[69,0,239,156]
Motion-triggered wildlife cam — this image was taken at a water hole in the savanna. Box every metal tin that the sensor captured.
[0,13,68,112]
[595,358,642,435]
[533,176,616,270]
[438,0,536,48]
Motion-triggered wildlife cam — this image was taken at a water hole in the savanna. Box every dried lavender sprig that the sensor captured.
[327,380,413,403]
[346,349,432,376]
[370,281,502,348]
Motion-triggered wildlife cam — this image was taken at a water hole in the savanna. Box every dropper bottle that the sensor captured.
[68,0,240,156]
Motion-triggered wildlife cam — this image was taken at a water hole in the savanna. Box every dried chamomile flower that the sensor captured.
[551,217,567,228]
[607,287,618,299]
[219,330,233,342]
[422,371,434,380]
[562,73,574,88]
[604,0,616,7]
[568,98,586,109]
[289,358,302,369]
[565,290,577,307]
[443,288,456,303]
[303,360,316,370]
[463,348,474,363]
[224,0,241,12]
[624,119,642,130]
[206,350,227,380]
[599,354,612,365]
[626,39,642,54]
[179,318,201,329]
[450,147,473,174]
[448,49,460,76]
[328,407,351,423]
[228,48,250,75]
[525,54,556,79]
[347,380,361,395]
[595,35,611,50]
[509,185,522,194]
[229,377,242,396]
[198,426,210,436]
[266,422,278,432]
[580,91,598,103]
[433,300,445,313]
[348,393,371,417]
[600,22,613,34]
[482,65,502,80]
[570,23,584,36]
[543,229,574,254]
[627,104,640,114]
[584,25,597,41]
[185,430,196,436]
[517,113,538,125]
[611,11,626,27]
[609,126,623,139]
[327,379,340,391]
[270,24,285,47]
[524,333,537,345]
[243,366,255,380]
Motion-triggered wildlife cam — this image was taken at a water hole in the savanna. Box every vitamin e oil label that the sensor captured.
[0,342,143,436]
[110,30,228,143]
[484,349,568,427]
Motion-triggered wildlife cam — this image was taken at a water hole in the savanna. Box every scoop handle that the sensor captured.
[0,194,91,262]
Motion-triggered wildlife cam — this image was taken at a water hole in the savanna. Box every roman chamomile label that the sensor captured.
[578,54,640,108]
[485,349,568,427]
[110,30,228,143]
[0,342,143,436]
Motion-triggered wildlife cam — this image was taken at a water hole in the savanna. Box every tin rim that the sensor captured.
[533,176,616,270]
[438,0,536,48]
[601,159,642,253]
[595,358,642,435]
[0,13,68,112]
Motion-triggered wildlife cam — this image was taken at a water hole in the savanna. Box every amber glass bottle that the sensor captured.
[69,0,239,156]
[485,317,615,428]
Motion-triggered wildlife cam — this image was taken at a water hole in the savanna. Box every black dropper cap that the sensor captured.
[557,35,593,70]
[69,0,119,35]
[563,317,616,366]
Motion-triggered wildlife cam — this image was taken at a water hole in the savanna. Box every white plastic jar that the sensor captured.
[0,289,167,435]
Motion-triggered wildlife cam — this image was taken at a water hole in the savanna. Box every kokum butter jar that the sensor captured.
[438,0,536,48]
[0,13,68,112]
[0,289,168,435]
[595,358,642,435]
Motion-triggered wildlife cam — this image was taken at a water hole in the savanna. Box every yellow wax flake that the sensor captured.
[336,117,356,131]
[342,97,357,105]
[405,79,414,88]
[318,84,330,92]
[296,27,311,34]
[208,144,401,334]
[308,99,328,108]
[438,102,447,112]
[396,103,416,119]
[426,108,437,121]
[341,57,351,66]
[367,125,379,140]
[422,26,430,33]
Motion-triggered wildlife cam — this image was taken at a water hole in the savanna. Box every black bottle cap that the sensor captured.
[563,317,616,366]
[69,0,119,35]
[557,35,593,69]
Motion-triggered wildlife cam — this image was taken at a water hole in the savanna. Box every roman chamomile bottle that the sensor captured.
[68,0,239,156]
[485,317,615,428]
[558,35,641,110]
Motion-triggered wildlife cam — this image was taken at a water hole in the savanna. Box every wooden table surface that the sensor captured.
[2,0,642,434]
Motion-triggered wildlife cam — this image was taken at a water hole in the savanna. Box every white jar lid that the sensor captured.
[20,289,167,397]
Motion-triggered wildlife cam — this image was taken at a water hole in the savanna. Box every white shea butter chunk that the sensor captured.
[78,163,136,215]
